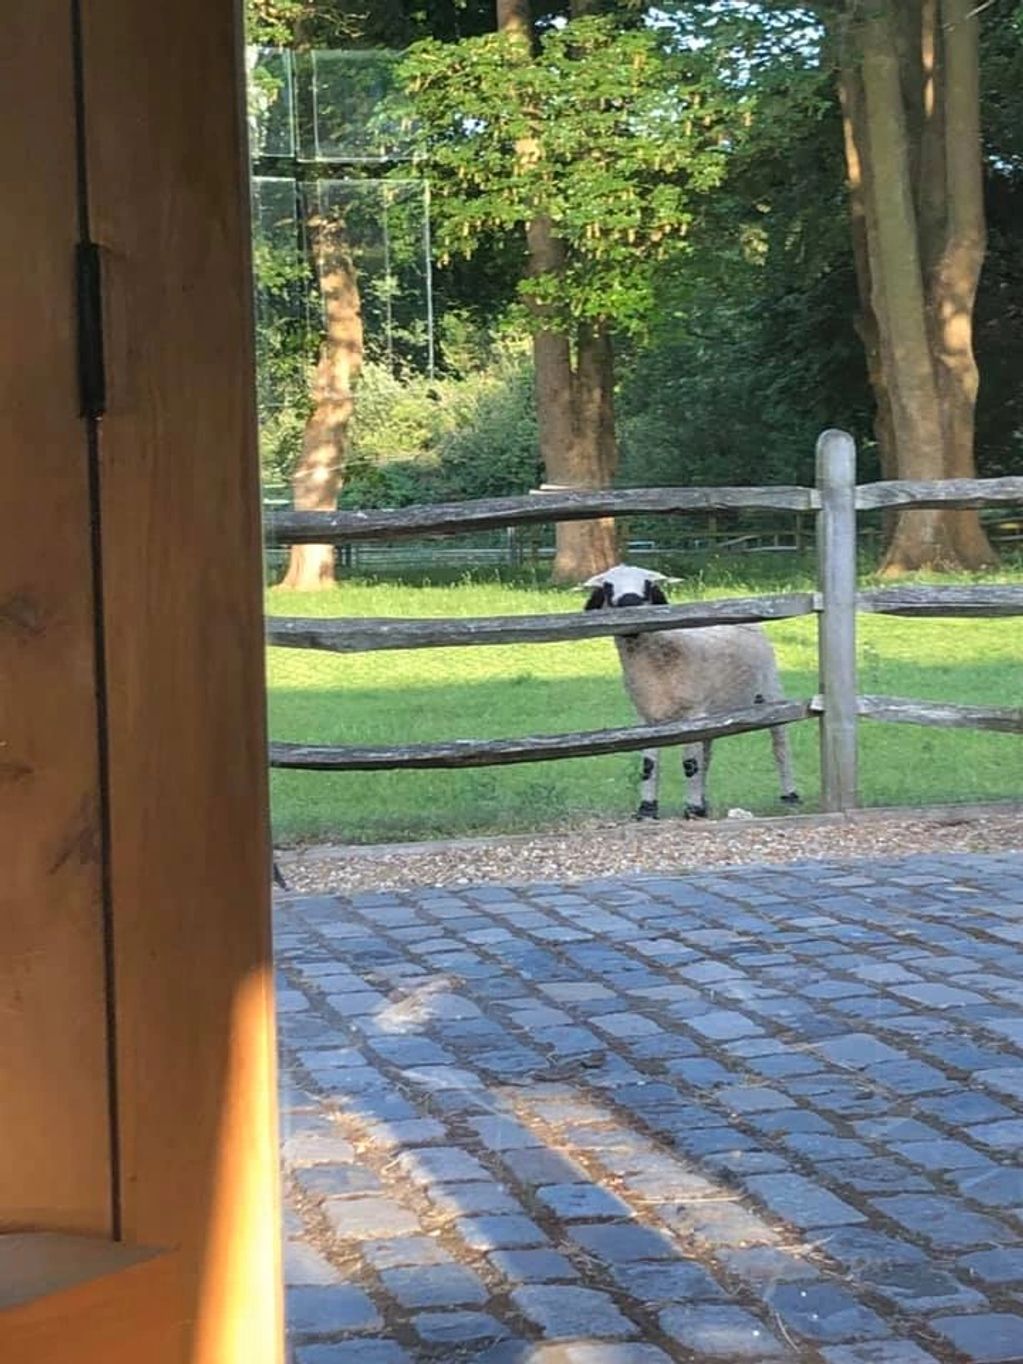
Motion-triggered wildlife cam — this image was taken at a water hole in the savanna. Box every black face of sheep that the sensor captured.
[583,565,669,611]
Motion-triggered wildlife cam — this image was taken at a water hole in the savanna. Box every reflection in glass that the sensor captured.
[305,50,413,164]
[246,47,295,159]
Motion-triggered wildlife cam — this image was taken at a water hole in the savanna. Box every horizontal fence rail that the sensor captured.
[808,694,1023,733]
[265,586,1023,655]
[266,593,817,654]
[266,486,820,545]
[858,585,1023,617]
[265,476,1023,546]
[269,701,812,771]
[855,477,1023,511]
[855,695,1023,733]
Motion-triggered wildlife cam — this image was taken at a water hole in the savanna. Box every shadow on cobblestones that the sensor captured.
[276,852,1023,1364]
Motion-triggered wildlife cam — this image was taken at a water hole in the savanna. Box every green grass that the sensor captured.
[265,556,1023,845]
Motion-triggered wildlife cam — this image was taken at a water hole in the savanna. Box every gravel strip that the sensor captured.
[276,803,1022,895]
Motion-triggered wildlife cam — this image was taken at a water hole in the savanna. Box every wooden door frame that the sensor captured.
[2,3,283,1361]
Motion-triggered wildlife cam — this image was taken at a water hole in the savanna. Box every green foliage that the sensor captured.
[246,0,311,46]
[248,0,1023,508]
[245,0,517,49]
[616,41,874,489]
[246,0,411,48]
[341,351,540,506]
[400,16,743,334]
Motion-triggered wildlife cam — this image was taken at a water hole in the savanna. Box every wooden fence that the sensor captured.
[265,430,1023,812]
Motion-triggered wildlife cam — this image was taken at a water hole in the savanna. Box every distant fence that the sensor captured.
[264,510,1023,575]
[262,517,823,572]
[265,431,1023,812]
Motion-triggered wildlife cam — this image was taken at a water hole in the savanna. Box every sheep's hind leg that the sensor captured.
[636,748,660,820]
[771,726,800,806]
[682,742,708,819]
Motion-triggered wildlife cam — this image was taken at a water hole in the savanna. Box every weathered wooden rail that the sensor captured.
[265,485,820,545]
[270,701,811,771]
[266,585,1023,655]
[853,696,1023,733]
[265,593,818,653]
[264,476,1023,546]
[266,431,1023,812]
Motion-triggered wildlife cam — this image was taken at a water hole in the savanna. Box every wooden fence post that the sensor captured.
[816,429,859,811]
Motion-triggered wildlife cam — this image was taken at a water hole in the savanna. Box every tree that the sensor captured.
[248,0,512,588]
[401,11,739,579]
[615,34,874,495]
[498,0,618,582]
[836,0,997,572]
[669,0,1008,569]
[279,213,364,589]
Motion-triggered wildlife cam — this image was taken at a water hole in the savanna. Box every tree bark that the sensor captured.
[499,0,619,582]
[845,0,996,573]
[838,56,897,546]
[280,213,363,591]
[496,0,530,41]
[931,0,994,565]
[538,323,619,582]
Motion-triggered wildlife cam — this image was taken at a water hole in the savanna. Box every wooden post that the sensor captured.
[816,429,859,811]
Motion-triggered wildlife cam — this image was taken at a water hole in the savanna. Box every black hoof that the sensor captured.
[683,802,708,820]
[636,800,659,821]
[780,792,801,806]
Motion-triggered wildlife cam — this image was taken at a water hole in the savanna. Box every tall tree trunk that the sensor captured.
[839,57,897,548]
[840,0,995,574]
[859,0,950,568]
[540,323,619,582]
[525,218,619,582]
[280,213,363,591]
[931,0,993,565]
[569,322,619,578]
[499,0,619,583]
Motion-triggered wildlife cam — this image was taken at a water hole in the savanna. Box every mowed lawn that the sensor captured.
[266,562,1023,844]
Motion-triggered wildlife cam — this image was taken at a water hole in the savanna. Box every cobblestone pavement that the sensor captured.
[277,851,1023,1364]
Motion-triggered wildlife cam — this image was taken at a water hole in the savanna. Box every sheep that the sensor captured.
[582,563,800,820]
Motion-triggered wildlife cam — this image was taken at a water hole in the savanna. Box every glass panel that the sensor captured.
[303,49,412,163]
[308,178,433,376]
[251,176,308,526]
[246,47,295,158]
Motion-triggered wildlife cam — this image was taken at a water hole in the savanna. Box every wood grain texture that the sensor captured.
[859,584,1023,617]
[80,2,281,1361]
[856,476,1023,510]
[857,695,1023,732]
[0,0,112,1236]
[271,701,812,770]
[266,593,818,653]
[267,485,820,544]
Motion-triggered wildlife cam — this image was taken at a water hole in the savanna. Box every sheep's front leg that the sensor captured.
[636,748,660,820]
[682,742,708,819]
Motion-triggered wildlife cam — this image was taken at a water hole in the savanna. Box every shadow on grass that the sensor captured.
[268,653,1021,843]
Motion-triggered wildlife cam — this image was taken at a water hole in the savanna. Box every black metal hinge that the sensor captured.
[76,240,106,419]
